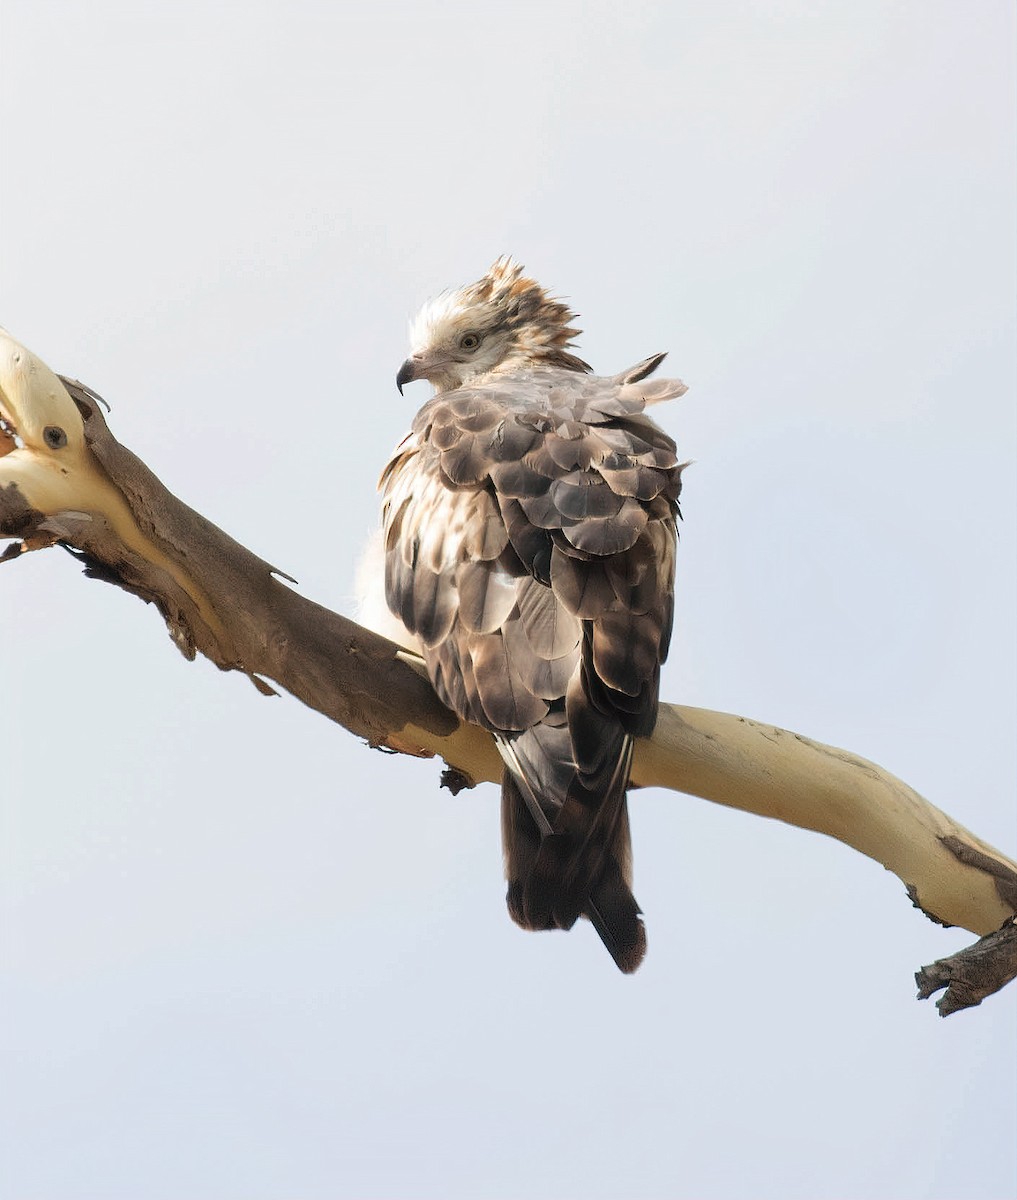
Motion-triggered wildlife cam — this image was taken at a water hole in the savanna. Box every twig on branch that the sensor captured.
[916,918,1017,1016]
[2,329,1015,1011]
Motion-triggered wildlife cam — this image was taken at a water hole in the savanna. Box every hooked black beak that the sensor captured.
[396,358,418,395]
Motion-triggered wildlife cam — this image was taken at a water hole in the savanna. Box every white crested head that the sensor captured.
[397,257,591,394]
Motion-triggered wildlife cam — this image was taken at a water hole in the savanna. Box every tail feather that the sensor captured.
[584,858,647,974]
[497,735,646,973]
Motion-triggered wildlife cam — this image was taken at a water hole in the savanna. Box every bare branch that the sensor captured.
[2,329,1015,1009]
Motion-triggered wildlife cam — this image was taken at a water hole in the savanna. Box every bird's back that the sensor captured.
[382,354,685,971]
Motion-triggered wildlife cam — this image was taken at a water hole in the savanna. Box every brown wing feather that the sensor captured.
[381,357,685,972]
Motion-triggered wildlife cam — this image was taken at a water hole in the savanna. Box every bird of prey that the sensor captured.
[379,257,686,972]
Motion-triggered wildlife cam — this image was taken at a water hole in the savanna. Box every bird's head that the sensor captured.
[396,256,591,394]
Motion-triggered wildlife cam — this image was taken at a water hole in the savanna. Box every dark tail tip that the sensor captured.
[584,865,647,974]
[610,919,647,974]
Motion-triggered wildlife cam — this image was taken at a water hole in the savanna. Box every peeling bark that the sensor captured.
[916,918,1017,1016]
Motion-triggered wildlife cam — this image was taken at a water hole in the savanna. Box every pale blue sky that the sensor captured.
[2,3,1014,1198]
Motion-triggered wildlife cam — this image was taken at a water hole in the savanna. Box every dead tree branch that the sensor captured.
[2,329,1014,1011]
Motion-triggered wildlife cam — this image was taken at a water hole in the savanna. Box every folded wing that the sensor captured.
[381,356,685,971]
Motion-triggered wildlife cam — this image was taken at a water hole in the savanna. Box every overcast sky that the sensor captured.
[1,3,1014,1198]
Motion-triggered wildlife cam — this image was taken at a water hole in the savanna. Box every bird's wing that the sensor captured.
[380,357,685,967]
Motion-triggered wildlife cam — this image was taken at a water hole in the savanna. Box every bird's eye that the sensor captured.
[459,332,481,352]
